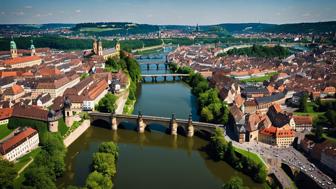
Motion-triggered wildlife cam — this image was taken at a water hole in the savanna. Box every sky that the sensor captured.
[0,0,336,25]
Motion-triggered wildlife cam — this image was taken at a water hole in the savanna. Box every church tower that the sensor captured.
[10,38,18,58]
[30,39,36,56]
[92,38,98,54]
[97,38,103,56]
[115,40,121,52]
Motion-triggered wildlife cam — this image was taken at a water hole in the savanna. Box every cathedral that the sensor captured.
[92,38,120,60]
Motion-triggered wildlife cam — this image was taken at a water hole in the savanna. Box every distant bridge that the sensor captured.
[89,112,222,137]
[141,73,189,82]
[138,61,170,70]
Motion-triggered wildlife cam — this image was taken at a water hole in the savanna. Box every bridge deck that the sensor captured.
[89,112,221,128]
[138,62,169,65]
[141,74,189,77]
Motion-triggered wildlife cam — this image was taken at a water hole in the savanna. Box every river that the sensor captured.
[57,53,263,189]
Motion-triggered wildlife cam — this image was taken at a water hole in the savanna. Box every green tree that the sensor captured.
[99,142,119,159]
[96,93,117,113]
[0,159,17,189]
[22,166,57,189]
[299,94,309,112]
[314,119,324,141]
[201,106,214,122]
[92,153,117,177]
[192,81,209,95]
[85,171,113,189]
[222,177,248,189]
[325,110,336,128]
[118,59,127,71]
[105,58,120,71]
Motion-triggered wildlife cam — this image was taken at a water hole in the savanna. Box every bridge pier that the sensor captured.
[165,64,168,70]
[164,76,167,81]
[137,111,146,133]
[187,114,194,137]
[156,64,159,70]
[170,114,178,135]
[147,64,150,70]
[111,114,118,131]
[173,76,176,81]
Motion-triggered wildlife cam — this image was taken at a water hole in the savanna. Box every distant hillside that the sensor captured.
[73,22,159,36]
[262,21,336,34]
[0,23,74,31]
[207,21,336,34]
[204,23,275,34]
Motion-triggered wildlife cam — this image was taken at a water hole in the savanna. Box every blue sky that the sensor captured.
[0,0,335,25]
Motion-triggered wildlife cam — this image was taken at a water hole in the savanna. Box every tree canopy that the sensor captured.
[96,93,118,113]
[0,159,17,189]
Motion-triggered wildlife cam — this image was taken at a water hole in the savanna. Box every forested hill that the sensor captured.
[262,21,336,34]
[72,22,159,36]
[206,21,336,34]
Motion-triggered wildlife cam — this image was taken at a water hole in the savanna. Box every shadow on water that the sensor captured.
[91,119,110,129]
[145,123,170,134]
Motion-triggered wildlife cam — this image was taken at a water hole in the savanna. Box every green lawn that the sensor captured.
[14,148,41,172]
[294,101,325,120]
[323,133,336,143]
[293,112,325,120]
[0,124,14,140]
[58,118,69,137]
[13,148,41,189]
[235,147,266,167]
[240,72,278,83]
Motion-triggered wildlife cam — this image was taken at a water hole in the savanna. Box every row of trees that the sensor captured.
[22,133,67,189]
[224,45,290,58]
[170,63,229,124]
[208,129,267,184]
[85,142,119,189]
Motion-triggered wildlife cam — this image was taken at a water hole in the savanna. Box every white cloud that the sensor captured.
[14,11,25,16]
[25,5,32,9]
[302,13,311,17]
[75,9,81,13]
[1,12,5,15]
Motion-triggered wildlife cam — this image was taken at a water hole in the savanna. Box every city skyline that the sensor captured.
[0,0,336,25]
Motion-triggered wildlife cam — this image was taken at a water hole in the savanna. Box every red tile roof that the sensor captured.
[3,56,41,65]
[0,71,18,78]
[4,84,24,96]
[12,106,48,122]
[0,108,13,120]
[260,126,295,138]
[293,115,313,125]
[0,127,38,155]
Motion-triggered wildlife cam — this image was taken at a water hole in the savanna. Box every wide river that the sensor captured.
[57,53,262,189]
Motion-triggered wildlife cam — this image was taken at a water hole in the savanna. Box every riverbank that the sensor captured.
[63,120,90,147]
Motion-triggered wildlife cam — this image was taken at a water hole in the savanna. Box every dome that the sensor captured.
[48,109,56,118]
[30,40,35,50]
[64,97,72,108]
[10,40,17,49]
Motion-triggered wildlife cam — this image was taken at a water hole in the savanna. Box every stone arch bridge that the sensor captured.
[89,112,222,137]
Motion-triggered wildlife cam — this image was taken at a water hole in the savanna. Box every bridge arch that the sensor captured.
[91,119,111,129]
